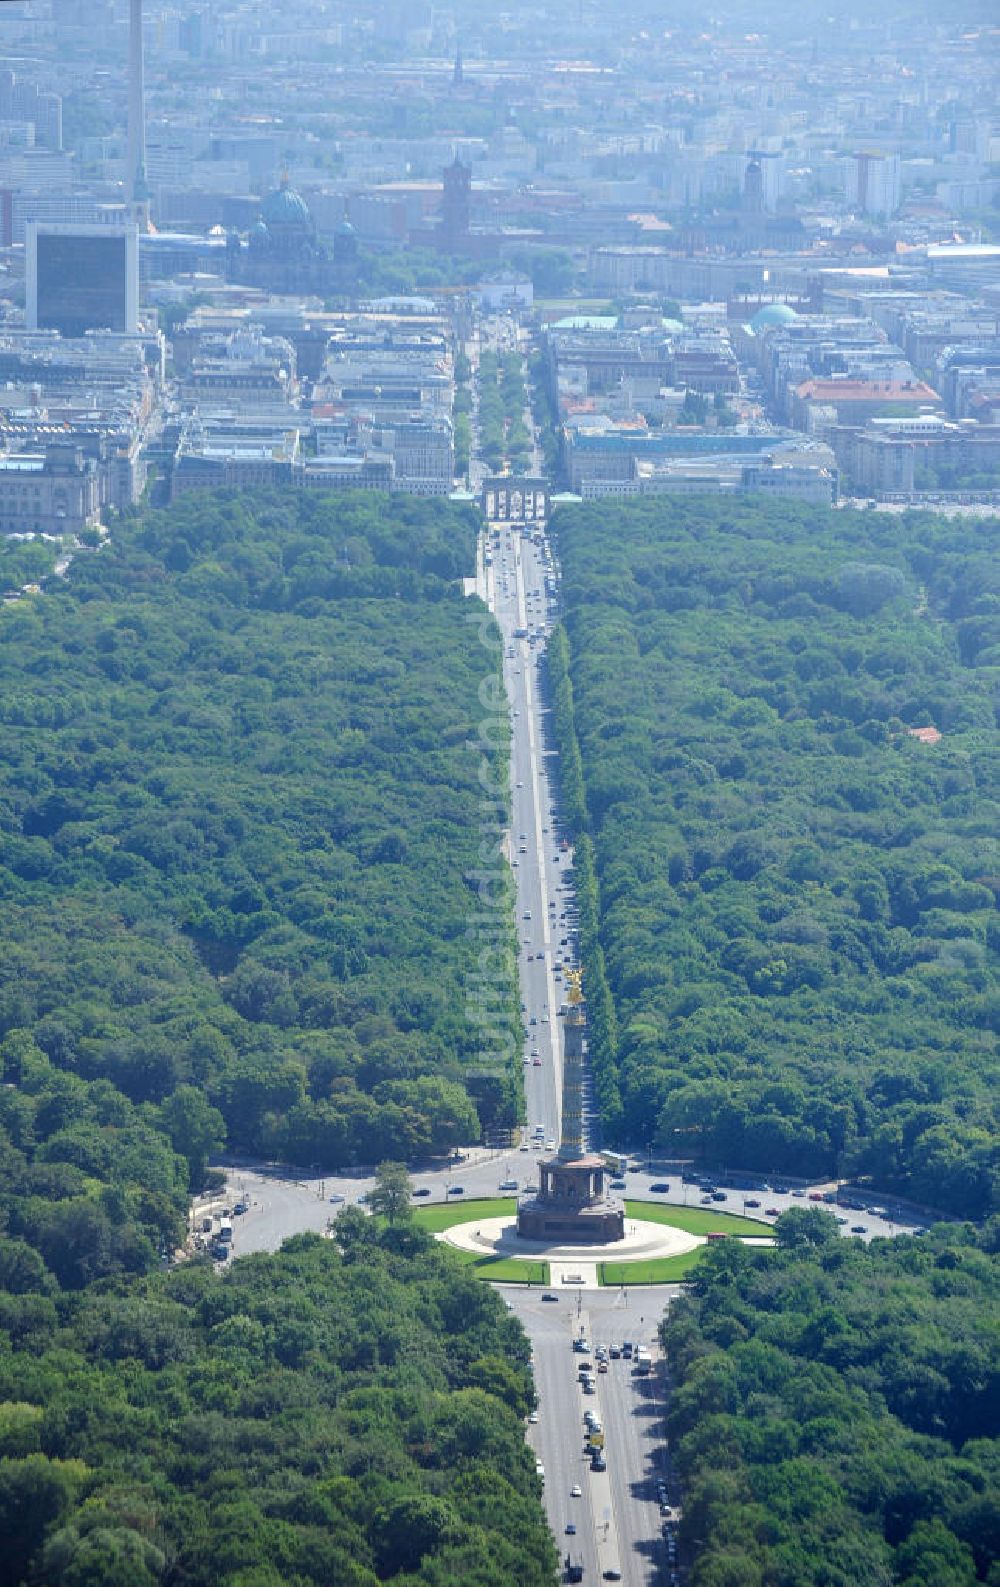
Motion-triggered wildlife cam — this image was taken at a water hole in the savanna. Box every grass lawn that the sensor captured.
[625,1200,775,1237]
[413,1200,543,1283]
[450,1248,550,1284]
[411,1197,516,1234]
[599,1250,705,1286]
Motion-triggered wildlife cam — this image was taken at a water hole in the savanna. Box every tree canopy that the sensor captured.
[0,1229,556,1587]
[0,487,521,1293]
[663,1216,999,1586]
[551,495,999,1218]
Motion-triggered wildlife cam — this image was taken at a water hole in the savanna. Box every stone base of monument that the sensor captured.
[439,1215,701,1265]
[516,1197,625,1244]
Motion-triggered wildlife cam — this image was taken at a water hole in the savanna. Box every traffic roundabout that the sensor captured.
[438,1212,701,1265]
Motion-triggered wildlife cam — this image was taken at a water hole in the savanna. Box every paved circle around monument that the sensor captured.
[438,1214,702,1263]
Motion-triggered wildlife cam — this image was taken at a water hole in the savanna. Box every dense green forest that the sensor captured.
[0,536,60,593]
[551,497,999,1217]
[664,1211,999,1587]
[0,1223,557,1587]
[0,489,521,1291]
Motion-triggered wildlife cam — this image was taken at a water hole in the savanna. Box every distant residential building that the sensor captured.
[792,375,939,427]
[564,426,813,493]
[182,325,299,411]
[624,448,836,504]
[0,68,61,150]
[171,422,300,499]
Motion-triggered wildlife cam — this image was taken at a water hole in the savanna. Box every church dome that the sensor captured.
[750,302,798,331]
[260,175,311,229]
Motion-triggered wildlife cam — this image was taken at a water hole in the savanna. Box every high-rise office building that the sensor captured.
[845,150,901,217]
[26,223,139,337]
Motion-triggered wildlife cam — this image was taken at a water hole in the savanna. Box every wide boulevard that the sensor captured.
[210,316,925,1587]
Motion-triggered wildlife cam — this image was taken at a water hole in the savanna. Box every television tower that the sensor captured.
[127,0,150,229]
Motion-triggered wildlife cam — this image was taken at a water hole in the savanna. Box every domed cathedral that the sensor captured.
[226,174,359,293]
[260,173,316,249]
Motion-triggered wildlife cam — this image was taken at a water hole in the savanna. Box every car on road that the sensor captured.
[590,1455,607,1472]
[603,1571,622,1582]
[411,1188,430,1198]
[609,1345,620,1359]
[765,1207,781,1217]
[447,1185,464,1195]
[499,1179,518,1191]
[649,1182,671,1193]
[711,1190,727,1202]
[327,1193,345,1204]
[542,1292,559,1302]
[745,1198,762,1208]
[532,1057,542,1066]
[565,1522,577,1534]
[851,1224,867,1234]
[610,1178,626,1189]
[528,1411,538,1423]
[570,1484,582,1497]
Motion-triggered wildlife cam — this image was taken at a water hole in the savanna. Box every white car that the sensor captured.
[529,1411,539,1424]
[570,1484,582,1498]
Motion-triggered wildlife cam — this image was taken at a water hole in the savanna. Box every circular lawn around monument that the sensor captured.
[413,1197,773,1285]
[412,1198,549,1283]
[598,1249,705,1286]
[623,1200,775,1238]
[412,1196,516,1233]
